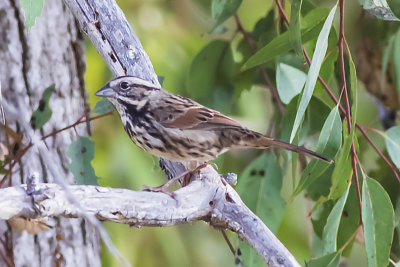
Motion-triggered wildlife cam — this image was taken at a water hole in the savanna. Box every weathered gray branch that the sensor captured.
[54,0,302,266]
[1,168,299,267]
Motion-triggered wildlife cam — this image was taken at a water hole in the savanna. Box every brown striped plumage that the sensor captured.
[96,76,330,164]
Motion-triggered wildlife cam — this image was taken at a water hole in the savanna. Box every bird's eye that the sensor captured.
[120,81,129,90]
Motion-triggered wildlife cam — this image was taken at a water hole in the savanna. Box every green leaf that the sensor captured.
[242,8,330,70]
[237,153,285,233]
[187,40,229,101]
[385,126,400,168]
[388,0,400,19]
[276,63,307,104]
[322,186,350,254]
[211,0,242,29]
[305,251,341,267]
[290,4,337,143]
[394,29,400,93]
[289,0,304,58]
[330,55,358,199]
[362,177,395,267]
[293,105,342,195]
[238,241,264,267]
[348,55,358,129]
[312,201,334,238]
[337,183,360,257]
[68,136,98,185]
[20,0,44,32]
[30,84,55,129]
[357,0,399,21]
[329,127,354,199]
[93,98,114,114]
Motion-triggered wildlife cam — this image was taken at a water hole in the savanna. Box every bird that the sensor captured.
[96,76,330,191]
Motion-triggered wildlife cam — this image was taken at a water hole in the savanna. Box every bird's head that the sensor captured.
[96,76,160,115]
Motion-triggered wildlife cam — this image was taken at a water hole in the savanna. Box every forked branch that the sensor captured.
[1,170,300,267]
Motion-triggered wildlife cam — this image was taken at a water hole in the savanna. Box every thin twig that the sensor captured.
[0,111,114,185]
[220,230,235,255]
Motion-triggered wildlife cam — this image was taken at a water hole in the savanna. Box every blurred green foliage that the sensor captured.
[82,0,400,266]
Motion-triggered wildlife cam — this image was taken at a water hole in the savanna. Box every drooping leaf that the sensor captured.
[68,136,98,185]
[30,84,55,129]
[187,40,229,101]
[93,98,114,114]
[329,127,354,199]
[20,0,44,32]
[337,183,361,257]
[330,57,358,199]
[251,11,276,44]
[293,105,342,196]
[357,0,399,21]
[362,177,395,267]
[312,200,334,238]
[322,186,350,254]
[394,29,400,93]
[289,0,304,58]
[242,8,330,70]
[385,126,400,168]
[237,153,285,233]
[211,0,242,29]
[306,251,341,267]
[276,63,307,104]
[290,4,337,143]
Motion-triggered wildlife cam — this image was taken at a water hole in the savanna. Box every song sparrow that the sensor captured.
[96,76,330,166]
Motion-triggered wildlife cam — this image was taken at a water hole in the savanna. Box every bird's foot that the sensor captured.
[142,162,216,195]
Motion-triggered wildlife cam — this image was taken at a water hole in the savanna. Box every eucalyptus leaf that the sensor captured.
[94,98,114,114]
[242,8,330,70]
[187,40,229,101]
[293,105,342,196]
[394,29,400,93]
[385,126,400,168]
[322,186,350,254]
[68,136,99,185]
[211,0,242,29]
[362,177,394,267]
[306,251,341,267]
[290,4,337,143]
[330,57,358,199]
[237,153,285,233]
[289,0,304,58]
[276,63,307,104]
[30,84,55,129]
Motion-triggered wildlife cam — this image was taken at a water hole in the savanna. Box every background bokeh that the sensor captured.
[83,0,381,266]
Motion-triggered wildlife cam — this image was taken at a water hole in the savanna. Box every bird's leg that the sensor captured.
[142,162,215,195]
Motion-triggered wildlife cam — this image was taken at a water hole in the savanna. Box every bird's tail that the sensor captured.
[238,131,332,163]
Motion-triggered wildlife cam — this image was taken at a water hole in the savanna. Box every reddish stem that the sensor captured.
[337,0,362,218]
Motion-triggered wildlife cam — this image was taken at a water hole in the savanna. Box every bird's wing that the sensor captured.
[151,96,243,130]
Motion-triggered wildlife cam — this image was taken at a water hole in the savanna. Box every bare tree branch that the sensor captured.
[1,168,300,267]
[55,0,302,266]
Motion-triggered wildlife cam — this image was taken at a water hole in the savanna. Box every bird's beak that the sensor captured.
[95,85,115,98]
